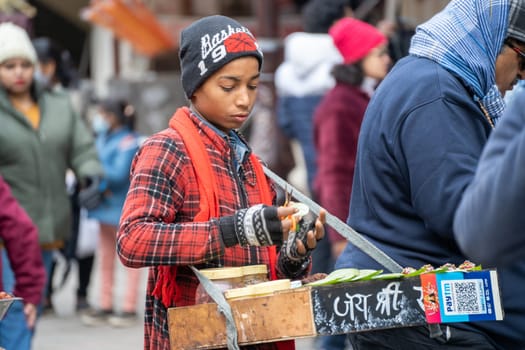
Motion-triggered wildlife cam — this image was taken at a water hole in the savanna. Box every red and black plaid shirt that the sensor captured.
[117,110,304,350]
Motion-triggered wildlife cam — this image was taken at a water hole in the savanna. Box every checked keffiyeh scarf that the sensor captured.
[409,0,510,125]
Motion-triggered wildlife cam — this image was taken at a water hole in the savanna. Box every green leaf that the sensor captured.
[306,268,359,286]
[371,272,404,280]
[403,266,430,277]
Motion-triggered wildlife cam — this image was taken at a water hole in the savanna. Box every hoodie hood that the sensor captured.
[275,32,342,97]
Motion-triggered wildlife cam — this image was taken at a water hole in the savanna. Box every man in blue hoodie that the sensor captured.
[335,0,525,348]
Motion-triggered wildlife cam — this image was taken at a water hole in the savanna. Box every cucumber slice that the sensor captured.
[289,202,309,218]
[371,272,404,280]
[349,269,383,282]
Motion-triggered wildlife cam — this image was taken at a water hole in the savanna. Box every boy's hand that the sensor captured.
[219,205,296,247]
[282,209,326,261]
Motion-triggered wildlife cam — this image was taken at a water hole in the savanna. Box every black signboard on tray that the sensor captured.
[311,278,426,335]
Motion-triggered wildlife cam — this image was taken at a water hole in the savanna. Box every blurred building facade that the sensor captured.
[1,0,450,136]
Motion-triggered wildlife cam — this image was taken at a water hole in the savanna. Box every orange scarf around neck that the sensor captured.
[152,107,277,307]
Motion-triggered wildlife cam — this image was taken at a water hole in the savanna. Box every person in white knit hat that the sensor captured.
[0,22,37,64]
[0,22,103,350]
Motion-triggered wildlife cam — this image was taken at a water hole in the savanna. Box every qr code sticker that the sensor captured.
[441,279,486,316]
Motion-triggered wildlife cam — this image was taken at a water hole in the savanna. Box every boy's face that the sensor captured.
[191,56,260,133]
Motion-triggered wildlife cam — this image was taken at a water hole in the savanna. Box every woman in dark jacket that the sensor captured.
[312,19,390,350]
[313,18,391,259]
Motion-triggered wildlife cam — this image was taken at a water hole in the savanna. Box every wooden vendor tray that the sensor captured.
[168,270,502,349]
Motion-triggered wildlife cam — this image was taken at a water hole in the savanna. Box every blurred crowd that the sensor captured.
[0,16,146,350]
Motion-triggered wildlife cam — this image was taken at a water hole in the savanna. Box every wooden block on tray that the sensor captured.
[168,287,314,349]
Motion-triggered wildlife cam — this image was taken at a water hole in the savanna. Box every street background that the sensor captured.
[33,255,147,350]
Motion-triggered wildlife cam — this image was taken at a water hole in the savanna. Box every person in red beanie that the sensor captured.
[329,17,389,66]
[312,16,391,350]
[313,11,391,327]
[0,175,45,345]
[314,17,390,258]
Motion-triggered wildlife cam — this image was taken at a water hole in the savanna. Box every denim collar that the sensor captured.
[190,105,249,173]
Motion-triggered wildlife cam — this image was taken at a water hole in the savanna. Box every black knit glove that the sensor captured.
[277,213,317,279]
[78,175,106,210]
[219,204,283,247]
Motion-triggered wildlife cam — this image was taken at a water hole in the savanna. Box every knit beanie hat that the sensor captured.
[179,15,263,99]
[329,17,386,64]
[507,0,525,43]
[0,22,37,64]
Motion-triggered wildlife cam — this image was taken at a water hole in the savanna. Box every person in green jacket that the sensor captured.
[0,22,103,350]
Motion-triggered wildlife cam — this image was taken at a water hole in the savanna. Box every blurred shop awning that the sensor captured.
[0,0,36,17]
[0,0,36,30]
[81,0,175,57]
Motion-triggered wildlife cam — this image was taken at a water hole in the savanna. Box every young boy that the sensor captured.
[117,15,326,350]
